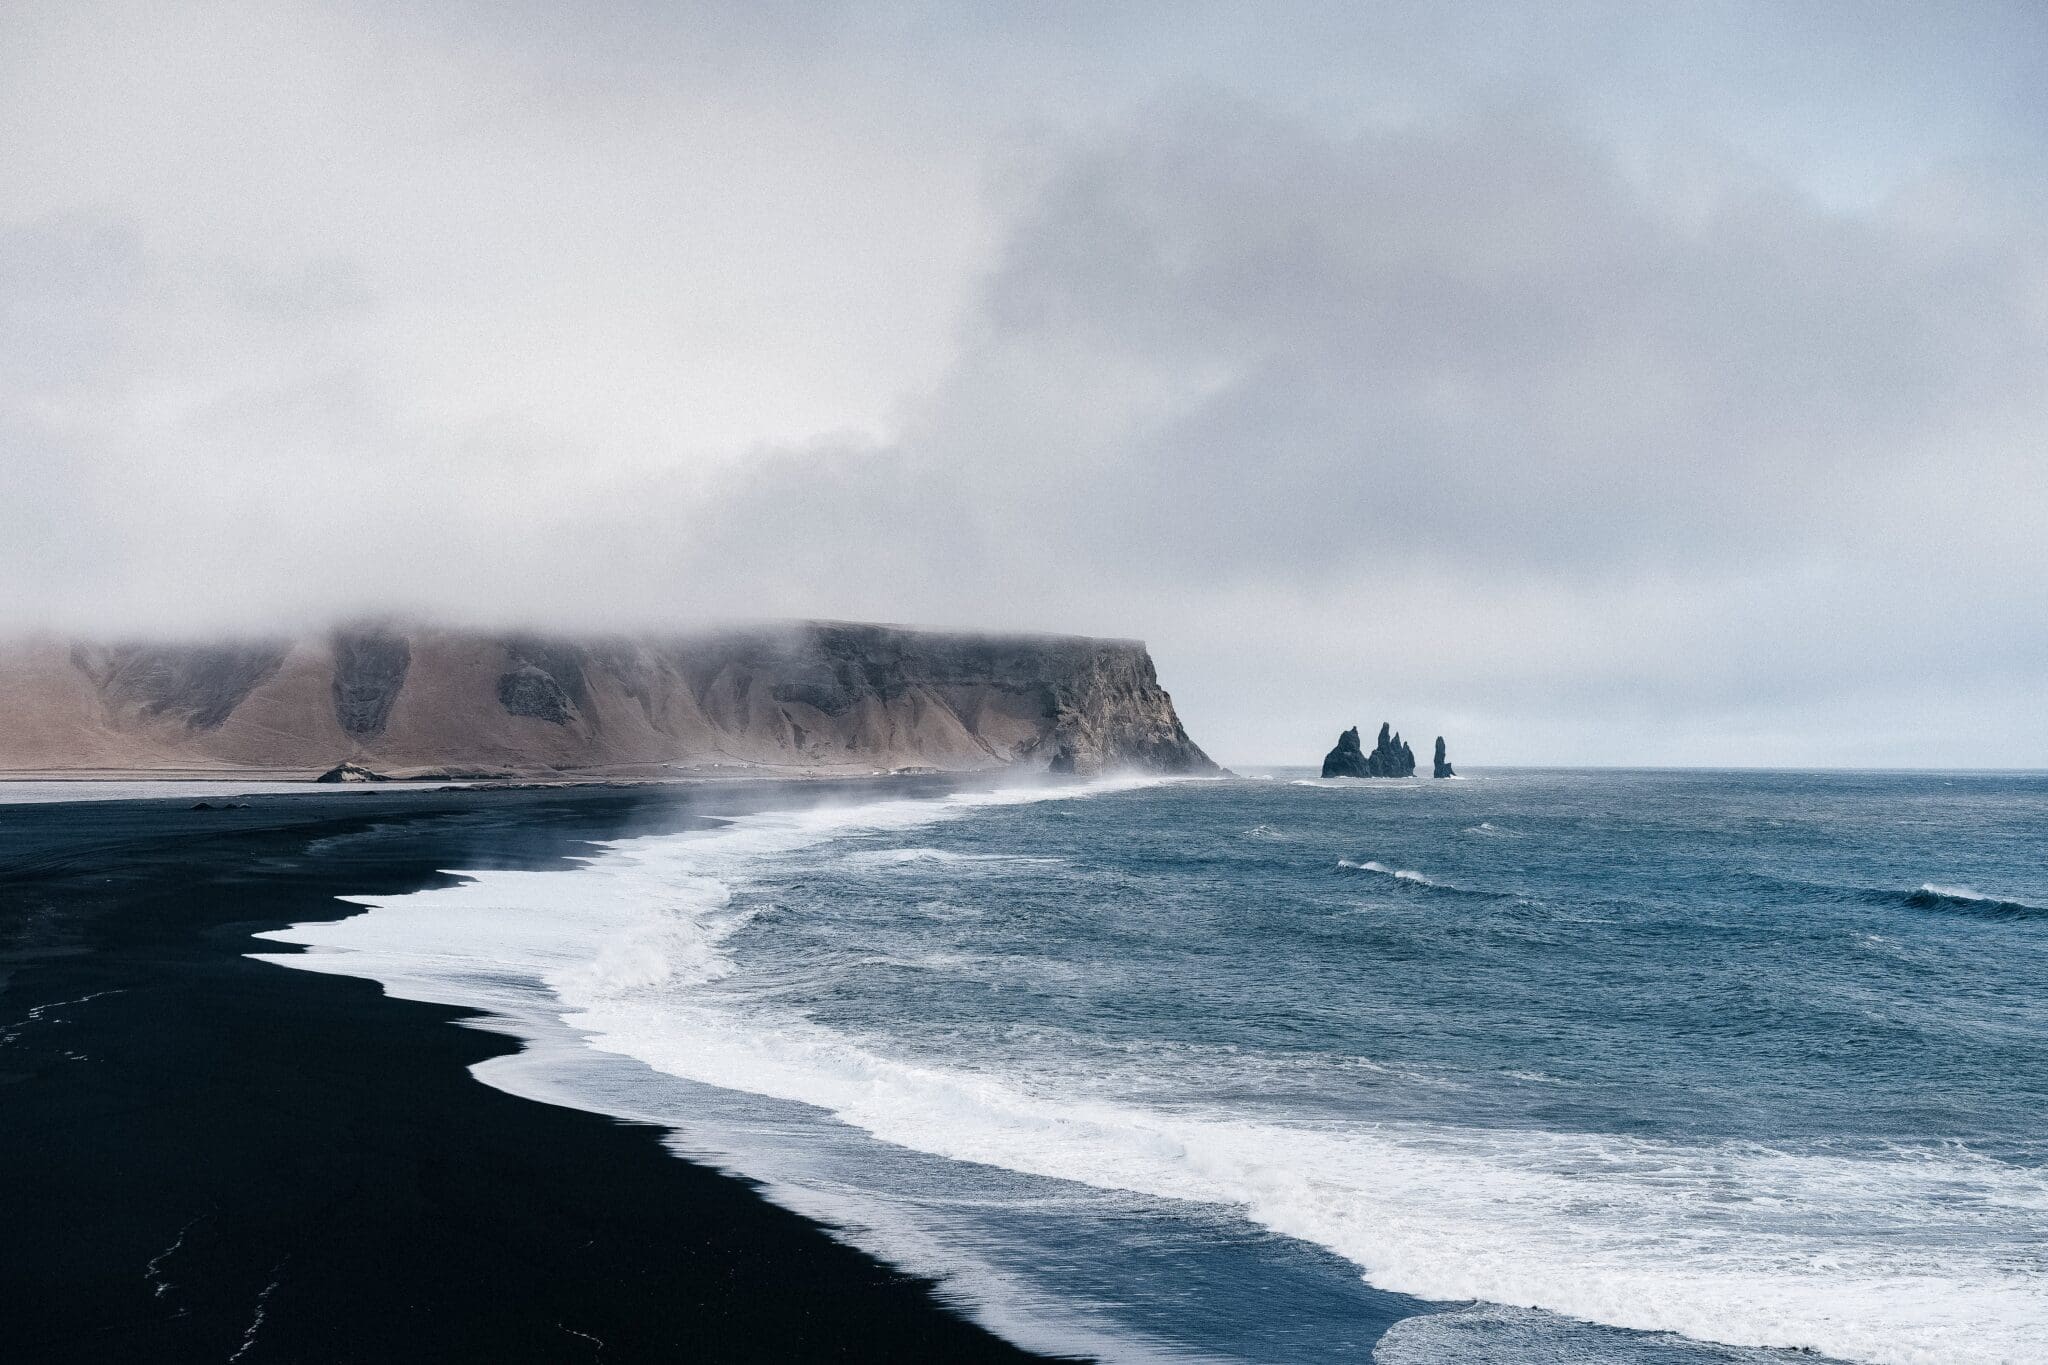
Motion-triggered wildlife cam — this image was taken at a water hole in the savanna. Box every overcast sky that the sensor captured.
[5,2,2047,766]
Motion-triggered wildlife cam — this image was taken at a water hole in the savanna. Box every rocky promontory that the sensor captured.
[0,621,1219,779]
[1433,736,1455,779]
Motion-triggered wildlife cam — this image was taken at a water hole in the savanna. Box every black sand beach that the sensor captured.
[0,781,1058,1363]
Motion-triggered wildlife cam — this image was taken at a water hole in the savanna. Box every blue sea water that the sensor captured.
[257,771,2048,1364]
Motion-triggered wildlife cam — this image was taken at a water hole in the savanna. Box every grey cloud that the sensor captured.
[687,98,2048,586]
[6,5,2048,765]
[987,103,2040,574]
[658,98,2048,762]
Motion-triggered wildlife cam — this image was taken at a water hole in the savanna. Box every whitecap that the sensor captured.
[843,847,1063,868]
[1338,858,1439,887]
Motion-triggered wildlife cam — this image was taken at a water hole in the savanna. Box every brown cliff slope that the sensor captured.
[0,622,1219,778]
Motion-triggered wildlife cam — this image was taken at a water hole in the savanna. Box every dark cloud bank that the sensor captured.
[4,6,2046,765]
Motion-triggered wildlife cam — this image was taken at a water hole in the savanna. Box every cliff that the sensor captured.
[0,622,1219,779]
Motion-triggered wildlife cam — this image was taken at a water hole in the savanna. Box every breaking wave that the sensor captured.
[251,772,2048,1365]
[1336,858,1516,903]
[1901,884,2048,919]
[1338,858,1438,885]
[843,847,1063,868]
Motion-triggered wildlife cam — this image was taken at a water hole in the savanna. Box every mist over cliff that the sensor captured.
[0,621,1217,779]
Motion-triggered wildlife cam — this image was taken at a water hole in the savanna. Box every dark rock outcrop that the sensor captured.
[1321,722,1416,778]
[503,638,591,716]
[497,663,579,725]
[331,629,412,738]
[1376,723,1417,777]
[70,642,288,731]
[1321,726,1369,778]
[315,761,389,783]
[1433,736,1455,779]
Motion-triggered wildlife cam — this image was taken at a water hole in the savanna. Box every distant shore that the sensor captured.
[0,762,963,783]
[0,779,1056,1363]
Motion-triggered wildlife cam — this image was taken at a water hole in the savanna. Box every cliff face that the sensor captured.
[0,622,1218,779]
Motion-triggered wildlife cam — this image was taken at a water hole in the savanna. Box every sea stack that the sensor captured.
[1320,722,1416,778]
[1321,727,1368,778]
[1375,723,1418,777]
[1433,736,1454,779]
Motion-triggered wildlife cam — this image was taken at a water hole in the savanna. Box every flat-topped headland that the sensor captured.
[0,620,1217,781]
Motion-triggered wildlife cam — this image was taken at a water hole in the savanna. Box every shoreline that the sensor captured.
[0,765,975,784]
[0,780,1061,1362]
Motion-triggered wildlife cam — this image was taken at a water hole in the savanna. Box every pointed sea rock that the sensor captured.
[1366,722,1416,777]
[1321,726,1369,778]
[1322,722,1418,778]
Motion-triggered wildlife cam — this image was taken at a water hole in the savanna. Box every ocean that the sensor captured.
[253,770,2048,1364]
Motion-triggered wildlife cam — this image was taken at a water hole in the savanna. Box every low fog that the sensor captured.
[6,2,2047,766]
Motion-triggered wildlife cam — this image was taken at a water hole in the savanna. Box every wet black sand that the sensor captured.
[0,781,1058,1363]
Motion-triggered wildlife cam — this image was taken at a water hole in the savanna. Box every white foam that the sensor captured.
[843,847,1063,867]
[1372,1303,1785,1364]
[554,1008,2048,1364]
[1292,777,1421,788]
[252,777,2048,1365]
[1917,882,2047,913]
[1338,858,1438,886]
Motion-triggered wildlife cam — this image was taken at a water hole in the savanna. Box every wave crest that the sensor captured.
[1338,858,1438,886]
[1899,884,2048,920]
[1336,859,1514,902]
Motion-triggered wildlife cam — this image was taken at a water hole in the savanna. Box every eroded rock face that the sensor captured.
[7,622,1219,778]
[332,629,411,738]
[1433,736,1455,778]
[70,642,288,731]
[1321,722,1416,778]
[497,662,579,725]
